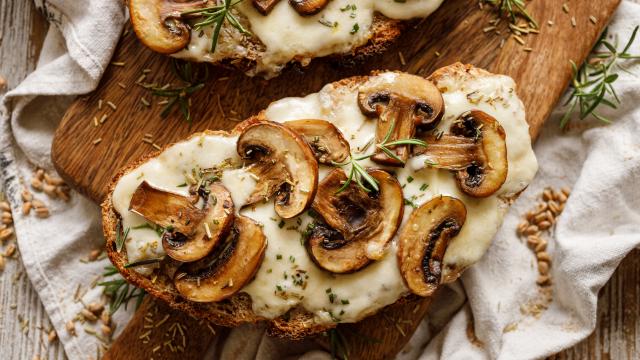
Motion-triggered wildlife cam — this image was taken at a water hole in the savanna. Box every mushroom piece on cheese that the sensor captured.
[398,196,466,297]
[174,216,267,302]
[129,0,211,54]
[358,73,444,166]
[307,168,403,273]
[129,181,234,262]
[284,119,351,165]
[237,121,319,219]
[414,110,508,197]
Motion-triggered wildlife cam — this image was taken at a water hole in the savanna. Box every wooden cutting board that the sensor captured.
[52,0,620,359]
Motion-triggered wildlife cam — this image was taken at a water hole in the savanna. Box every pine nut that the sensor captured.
[35,169,45,181]
[22,202,32,215]
[35,206,49,218]
[538,221,551,230]
[0,228,13,241]
[0,201,10,212]
[21,190,32,202]
[43,184,57,197]
[5,243,16,257]
[537,251,551,262]
[524,225,539,235]
[44,173,65,186]
[66,321,76,336]
[561,187,571,197]
[81,309,98,322]
[538,261,550,275]
[542,189,553,201]
[31,178,43,191]
[527,235,540,247]
[535,239,547,252]
[536,275,550,285]
[87,302,104,315]
[517,220,529,235]
[48,329,57,342]
[100,311,111,326]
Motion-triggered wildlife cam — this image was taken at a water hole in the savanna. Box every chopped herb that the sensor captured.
[278,220,285,229]
[176,182,188,187]
[404,198,418,209]
[276,285,283,292]
[289,255,295,263]
[350,23,360,35]
[341,299,350,305]
[276,254,283,260]
[407,176,414,183]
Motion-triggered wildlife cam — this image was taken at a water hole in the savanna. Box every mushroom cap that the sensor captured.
[284,119,351,164]
[358,73,444,166]
[452,110,508,197]
[129,181,235,263]
[173,216,267,302]
[129,181,204,236]
[129,0,201,54]
[398,196,466,297]
[307,168,404,273]
[237,121,319,219]
[358,73,445,130]
[163,183,235,262]
[288,0,329,16]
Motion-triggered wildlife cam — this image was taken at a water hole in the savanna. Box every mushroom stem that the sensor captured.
[252,0,281,14]
[413,135,481,170]
[371,100,417,166]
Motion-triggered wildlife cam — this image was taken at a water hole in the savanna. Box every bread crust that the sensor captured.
[103,65,520,339]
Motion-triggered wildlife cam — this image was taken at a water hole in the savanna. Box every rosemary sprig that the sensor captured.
[149,60,209,125]
[124,257,164,268]
[115,222,130,253]
[182,0,251,53]
[561,26,640,128]
[98,265,146,314]
[484,0,538,28]
[333,122,427,193]
[327,328,350,360]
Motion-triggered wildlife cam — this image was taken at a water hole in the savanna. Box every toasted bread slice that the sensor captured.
[128,0,421,77]
[104,64,537,339]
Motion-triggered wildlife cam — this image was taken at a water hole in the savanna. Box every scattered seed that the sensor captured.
[537,251,551,262]
[66,321,76,336]
[87,302,104,315]
[536,275,550,285]
[589,16,597,24]
[22,202,32,215]
[81,309,98,322]
[48,329,57,342]
[21,190,32,202]
[524,225,539,235]
[526,235,540,247]
[538,261,550,275]
[93,138,102,145]
[537,221,551,230]
[0,255,5,271]
[535,239,547,253]
[5,243,16,257]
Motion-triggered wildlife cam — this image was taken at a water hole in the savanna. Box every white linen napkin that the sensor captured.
[1,1,639,359]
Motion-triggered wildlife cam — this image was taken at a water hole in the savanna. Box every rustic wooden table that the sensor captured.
[0,2,637,359]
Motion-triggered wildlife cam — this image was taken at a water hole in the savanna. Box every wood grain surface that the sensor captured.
[41,0,631,359]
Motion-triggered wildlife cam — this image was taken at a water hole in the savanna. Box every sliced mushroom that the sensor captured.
[237,121,318,219]
[414,110,508,197]
[307,168,403,273]
[253,0,281,15]
[289,0,328,16]
[358,74,444,166]
[398,196,466,297]
[174,216,267,302]
[129,0,210,54]
[284,119,351,164]
[129,181,234,262]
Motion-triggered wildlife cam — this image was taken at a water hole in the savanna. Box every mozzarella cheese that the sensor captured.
[111,69,537,324]
[173,0,445,77]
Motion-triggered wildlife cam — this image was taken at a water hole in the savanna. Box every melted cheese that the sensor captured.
[111,70,537,324]
[173,0,445,77]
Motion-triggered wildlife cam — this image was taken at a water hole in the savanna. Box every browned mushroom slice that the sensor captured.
[307,168,403,273]
[289,0,328,16]
[237,121,318,219]
[174,216,267,302]
[129,0,210,54]
[451,110,508,197]
[284,119,351,164]
[358,74,444,166]
[413,135,479,170]
[398,196,466,297]
[129,181,234,262]
[253,0,281,14]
